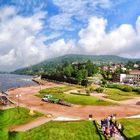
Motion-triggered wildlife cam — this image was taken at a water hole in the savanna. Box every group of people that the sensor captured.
[100,114,124,138]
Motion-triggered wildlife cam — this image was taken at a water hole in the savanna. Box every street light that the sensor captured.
[39,82,42,91]
[16,94,21,113]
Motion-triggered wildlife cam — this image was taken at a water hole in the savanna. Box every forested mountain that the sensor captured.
[12,54,139,75]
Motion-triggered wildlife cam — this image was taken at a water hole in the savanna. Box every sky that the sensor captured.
[0,0,140,71]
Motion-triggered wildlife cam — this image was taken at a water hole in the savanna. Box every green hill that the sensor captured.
[12,54,139,75]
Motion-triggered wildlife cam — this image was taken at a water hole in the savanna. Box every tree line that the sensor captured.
[41,60,98,86]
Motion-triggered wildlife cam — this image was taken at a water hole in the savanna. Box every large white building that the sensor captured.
[113,70,140,84]
[126,70,140,83]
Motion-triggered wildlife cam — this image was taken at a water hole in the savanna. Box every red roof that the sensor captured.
[129,70,140,74]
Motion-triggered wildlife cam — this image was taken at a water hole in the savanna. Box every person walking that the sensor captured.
[118,123,122,133]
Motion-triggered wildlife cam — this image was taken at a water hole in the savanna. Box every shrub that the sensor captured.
[101,79,107,85]
[85,89,90,96]
[89,87,95,92]
[123,86,132,92]
[96,87,104,93]
[136,88,140,94]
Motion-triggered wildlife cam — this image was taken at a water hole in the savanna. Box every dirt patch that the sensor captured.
[7,82,140,121]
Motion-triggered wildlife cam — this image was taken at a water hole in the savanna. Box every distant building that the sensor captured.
[129,70,140,75]
[102,65,108,71]
[126,70,140,83]
[113,74,126,83]
[113,70,140,84]
[133,64,139,68]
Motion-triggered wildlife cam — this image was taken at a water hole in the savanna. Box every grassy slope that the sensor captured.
[118,118,140,140]
[37,86,116,106]
[0,107,42,140]
[105,88,138,101]
[10,121,104,140]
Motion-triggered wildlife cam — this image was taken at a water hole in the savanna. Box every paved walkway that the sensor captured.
[10,116,52,132]
[125,114,140,118]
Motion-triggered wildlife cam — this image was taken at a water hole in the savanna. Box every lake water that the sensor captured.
[0,74,37,92]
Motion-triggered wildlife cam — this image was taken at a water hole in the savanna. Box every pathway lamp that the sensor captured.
[16,94,21,113]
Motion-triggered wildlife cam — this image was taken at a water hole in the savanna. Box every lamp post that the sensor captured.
[39,81,42,91]
[16,94,21,113]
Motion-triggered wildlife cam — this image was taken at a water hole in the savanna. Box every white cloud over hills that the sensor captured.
[0,7,48,71]
[0,6,140,71]
[78,16,140,58]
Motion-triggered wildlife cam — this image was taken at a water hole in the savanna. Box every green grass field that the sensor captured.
[0,107,42,140]
[118,118,140,140]
[9,120,105,140]
[37,86,116,105]
[104,88,138,101]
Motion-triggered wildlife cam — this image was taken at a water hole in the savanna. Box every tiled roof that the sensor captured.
[129,70,140,74]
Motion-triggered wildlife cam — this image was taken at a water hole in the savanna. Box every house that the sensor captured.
[126,70,140,83]
[113,74,126,83]
[113,70,140,84]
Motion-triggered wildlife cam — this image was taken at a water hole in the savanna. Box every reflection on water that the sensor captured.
[0,74,37,92]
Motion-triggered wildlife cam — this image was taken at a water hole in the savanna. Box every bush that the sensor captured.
[102,79,107,85]
[96,87,104,93]
[135,88,140,94]
[107,84,125,90]
[85,89,90,96]
[89,87,95,92]
[123,86,132,92]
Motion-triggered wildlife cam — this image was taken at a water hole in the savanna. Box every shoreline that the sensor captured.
[0,73,38,93]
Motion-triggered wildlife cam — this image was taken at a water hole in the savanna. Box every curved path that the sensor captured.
[90,92,140,106]
[8,82,140,121]
[10,116,52,132]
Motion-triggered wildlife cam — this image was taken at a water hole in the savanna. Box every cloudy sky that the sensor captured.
[0,0,140,71]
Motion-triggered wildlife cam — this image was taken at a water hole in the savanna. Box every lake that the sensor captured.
[0,74,37,92]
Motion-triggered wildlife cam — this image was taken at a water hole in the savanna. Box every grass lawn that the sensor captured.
[9,120,105,140]
[118,118,140,140]
[37,86,116,106]
[104,88,138,101]
[0,107,42,140]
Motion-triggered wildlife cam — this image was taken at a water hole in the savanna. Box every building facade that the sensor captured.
[113,70,140,84]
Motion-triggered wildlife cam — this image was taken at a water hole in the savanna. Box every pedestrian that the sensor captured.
[107,115,111,127]
[118,123,122,133]
[102,126,105,133]
[110,117,113,125]
[121,124,124,133]
[115,120,118,127]
[110,126,114,137]
[105,127,109,135]
[101,119,104,128]
[112,114,116,121]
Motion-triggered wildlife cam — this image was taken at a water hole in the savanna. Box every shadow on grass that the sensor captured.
[127,134,140,140]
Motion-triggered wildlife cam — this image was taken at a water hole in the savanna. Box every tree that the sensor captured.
[75,70,83,84]
[63,65,73,77]
[81,79,88,87]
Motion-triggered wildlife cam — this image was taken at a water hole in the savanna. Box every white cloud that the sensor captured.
[49,13,73,31]
[47,39,75,57]
[77,16,140,58]
[136,16,140,34]
[50,0,112,31]
[0,7,48,71]
[0,5,140,71]
[0,6,75,71]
